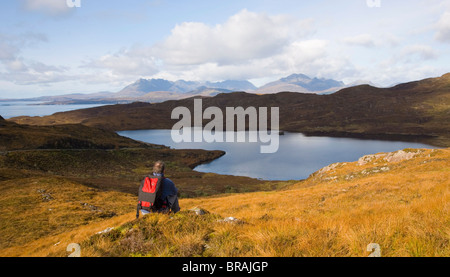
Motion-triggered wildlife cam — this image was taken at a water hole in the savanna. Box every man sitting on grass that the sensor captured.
[137,160,180,218]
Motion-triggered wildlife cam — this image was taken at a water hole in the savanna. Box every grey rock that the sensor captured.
[188,207,208,215]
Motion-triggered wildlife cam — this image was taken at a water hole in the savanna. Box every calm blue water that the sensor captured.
[0,101,107,119]
[117,129,437,181]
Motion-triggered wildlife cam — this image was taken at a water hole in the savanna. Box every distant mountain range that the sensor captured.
[119,79,258,97]
[110,74,349,99]
[113,79,257,101]
[4,73,374,104]
[254,73,345,94]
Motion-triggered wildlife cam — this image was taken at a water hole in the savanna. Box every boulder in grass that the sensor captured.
[188,207,209,215]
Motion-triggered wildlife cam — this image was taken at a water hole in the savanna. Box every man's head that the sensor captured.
[153,160,165,175]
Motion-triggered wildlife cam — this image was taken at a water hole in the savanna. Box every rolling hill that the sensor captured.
[9,73,450,147]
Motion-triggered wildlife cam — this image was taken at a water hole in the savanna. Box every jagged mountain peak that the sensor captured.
[205,80,257,91]
[117,78,256,98]
[257,73,345,94]
[280,73,312,83]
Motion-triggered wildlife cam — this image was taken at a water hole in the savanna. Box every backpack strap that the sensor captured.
[154,177,165,208]
[136,202,141,219]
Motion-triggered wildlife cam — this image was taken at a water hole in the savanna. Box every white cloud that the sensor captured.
[0,33,48,62]
[0,42,20,62]
[0,59,69,85]
[85,50,158,76]
[4,59,27,72]
[282,40,329,66]
[22,0,73,16]
[342,33,401,48]
[0,32,70,85]
[9,7,444,93]
[81,46,160,86]
[400,44,438,61]
[342,34,377,48]
[82,9,328,84]
[280,40,356,80]
[370,62,441,87]
[148,38,355,84]
[435,12,450,42]
[153,9,314,66]
[0,68,70,86]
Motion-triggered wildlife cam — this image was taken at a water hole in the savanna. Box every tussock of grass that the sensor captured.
[73,212,220,257]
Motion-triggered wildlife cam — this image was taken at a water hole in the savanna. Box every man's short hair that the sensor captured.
[153,160,165,174]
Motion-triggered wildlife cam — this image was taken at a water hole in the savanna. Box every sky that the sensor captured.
[1,0,450,98]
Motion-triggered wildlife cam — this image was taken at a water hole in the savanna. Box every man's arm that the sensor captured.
[163,178,178,196]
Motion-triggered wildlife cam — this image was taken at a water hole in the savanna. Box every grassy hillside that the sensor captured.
[0,175,135,251]
[0,120,152,151]
[4,147,447,257]
[0,121,292,256]
[9,73,450,147]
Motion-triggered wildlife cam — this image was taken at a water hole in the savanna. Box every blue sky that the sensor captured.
[1,0,450,98]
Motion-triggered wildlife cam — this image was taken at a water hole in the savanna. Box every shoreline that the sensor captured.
[116,127,446,148]
[298,131,446,148]
[116,129,444,182]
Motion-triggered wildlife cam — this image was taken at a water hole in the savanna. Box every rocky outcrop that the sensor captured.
[312,148,429,183]
[357,150,424,166]
[384,150,423,163]
[357,153,386,166]
[317,163,341,175]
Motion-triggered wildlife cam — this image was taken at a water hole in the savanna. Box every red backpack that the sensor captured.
[136,175,164,218]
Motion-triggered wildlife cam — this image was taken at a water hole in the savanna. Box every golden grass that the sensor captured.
[0,176,136,256]
[1,148,448,257]
[174,148,450,257]
[0,212,136,257]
